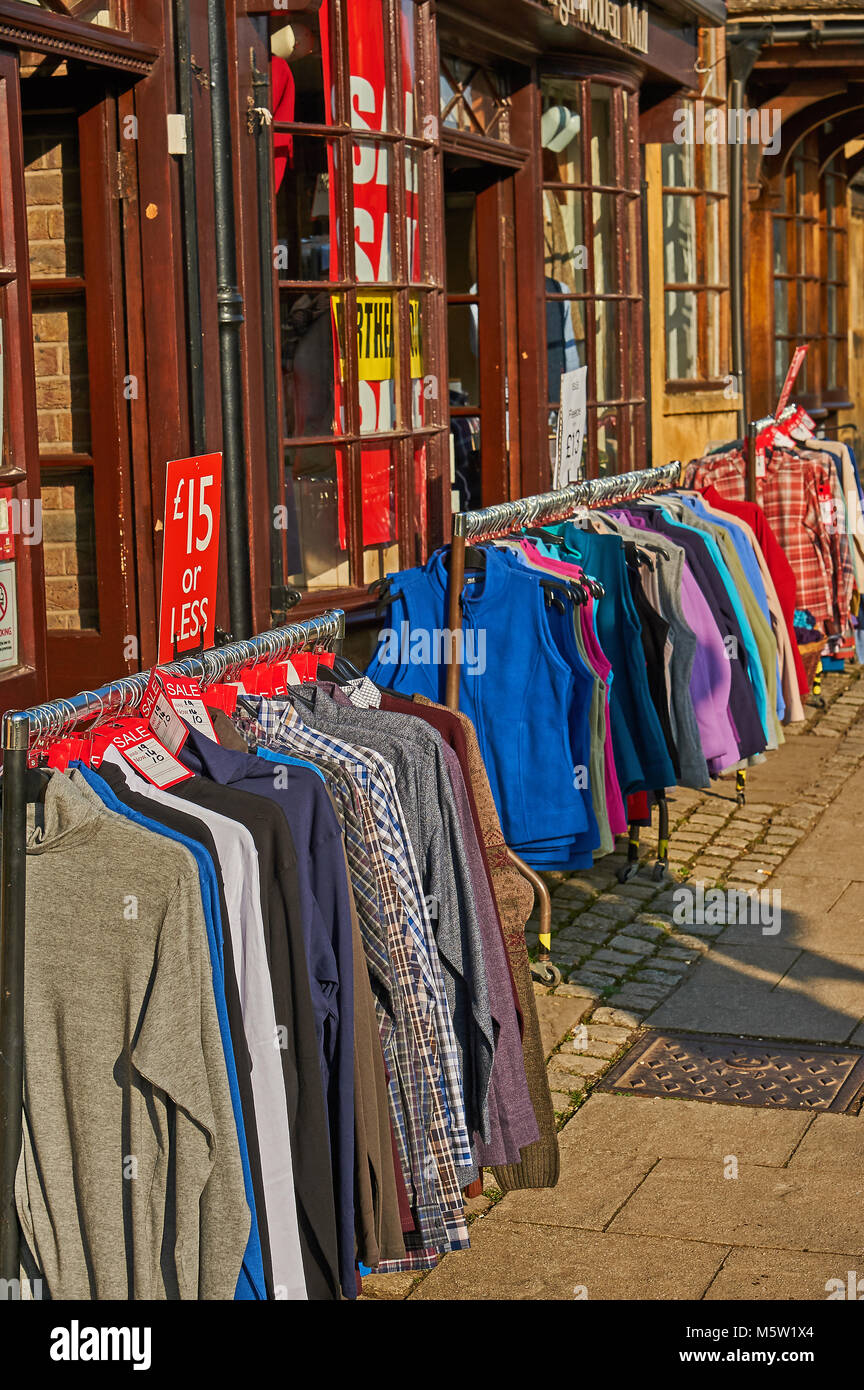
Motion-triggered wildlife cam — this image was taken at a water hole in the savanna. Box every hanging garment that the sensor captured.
[101,746,336,1301]
[367,547,593,856]
[17,773,250,1301]
[74,763,269,1301]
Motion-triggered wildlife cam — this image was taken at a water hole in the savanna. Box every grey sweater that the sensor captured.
[15,771,249,1299]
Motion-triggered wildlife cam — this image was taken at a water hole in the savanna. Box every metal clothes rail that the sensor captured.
[442,463,683,983]
[0,609,345,1289]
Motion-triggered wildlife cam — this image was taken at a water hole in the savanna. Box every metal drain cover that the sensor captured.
[600,1030,864,1113]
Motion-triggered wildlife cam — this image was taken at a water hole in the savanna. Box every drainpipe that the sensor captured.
[727,28,769,438]
[207,0,254,639]
[249,48,301,621]
[174,0,206,454]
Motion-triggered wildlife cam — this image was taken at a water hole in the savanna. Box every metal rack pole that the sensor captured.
[0,610,344,1294]
[0,712,28,1288]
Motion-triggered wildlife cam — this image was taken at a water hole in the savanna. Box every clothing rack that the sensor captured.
[443,462,683,984]
[0,609,346,1287]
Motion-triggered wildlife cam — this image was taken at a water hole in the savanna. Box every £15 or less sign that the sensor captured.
[157,453,222,663]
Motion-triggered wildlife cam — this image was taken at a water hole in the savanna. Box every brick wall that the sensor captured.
[24,119,97,632]
[41,478,99,632]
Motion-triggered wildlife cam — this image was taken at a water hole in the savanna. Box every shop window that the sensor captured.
[439,55,511,142]
[541,74,645,476]
[661,29,730,388]
[270,0,444,599]
[820,155,848,400]
[15,0,125,28]
[772,140,819,398]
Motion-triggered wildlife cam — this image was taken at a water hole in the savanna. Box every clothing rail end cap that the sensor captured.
[2,712,31,751]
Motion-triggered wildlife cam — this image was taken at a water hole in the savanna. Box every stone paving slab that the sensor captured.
[409,1223,728,1301]
[646,945,802,1033]
[607,1158,864,1254]
[785,1113,864,1171]
[535,992,595,1059]
[558,1093,812,1167]
[472,1152,656,1232]
[702,1247,860,1301]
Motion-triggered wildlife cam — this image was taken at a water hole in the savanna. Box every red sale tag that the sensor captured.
[157,672,217,742]
[158,454,223,663]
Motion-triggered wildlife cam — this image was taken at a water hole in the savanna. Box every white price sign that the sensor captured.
[554,366,587,489]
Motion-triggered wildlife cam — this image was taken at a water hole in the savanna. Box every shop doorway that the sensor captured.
[19,69,135,697]
[444,154,522,511]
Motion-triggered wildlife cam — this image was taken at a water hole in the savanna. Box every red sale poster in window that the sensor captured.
[319,0,423,550]
[157,453,222,663]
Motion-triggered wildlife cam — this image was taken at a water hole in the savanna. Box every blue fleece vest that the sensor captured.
[367,548,590,851]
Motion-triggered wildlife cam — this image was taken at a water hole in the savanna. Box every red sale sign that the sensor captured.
[157,453,222,663]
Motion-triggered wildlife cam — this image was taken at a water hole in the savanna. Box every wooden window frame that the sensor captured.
[541,69,645,478]
[819,155,849,405]
[661,32,730,392]
[772,140,820,406]
[270,0,448,615]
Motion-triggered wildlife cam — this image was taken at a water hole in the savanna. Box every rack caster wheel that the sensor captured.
[531,961,563,987]
[736,791,746,808]
[651,861,668,882]
[617,862,640,883]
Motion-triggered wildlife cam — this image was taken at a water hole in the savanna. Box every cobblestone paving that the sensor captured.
[360,666,864,1298]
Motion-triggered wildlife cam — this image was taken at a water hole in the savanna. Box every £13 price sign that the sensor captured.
[157,454,222,663]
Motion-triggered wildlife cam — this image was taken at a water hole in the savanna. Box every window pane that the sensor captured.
[355,294,398,434]
[275,136,338,282]
[445,191,477,293]
[597,407,618,475]
[705,133,727,195]
[41,468,99,631]
[827,228,838,283]
[270,11,326,126]
[773,218,787,275]
[547,298,587,402]
[361,442,398,567]
[285,444,349,590]
[705,198,721,284]
[706,290,722,379]
[540,80,583,184]
[401,0,418,135]
[543,188,586,292]
[774,339,786,394]
[623,196,640,294]
[405,148,423,283]
[595,300,620,400]
[827,282,838,335]
[447,303,479,407]
[409,294,429,429]
[774,277,789,336]
[590,86,613,186]
[592,189,616,293]
[663,193,696,284]
[665,290,697,379]
[451,414,481,510]
[281,291,338,438]
[31,294,90,454]
[662,134,695,189]
[352,140,392,282]
[24,118,84,279]
[828,335,838,387]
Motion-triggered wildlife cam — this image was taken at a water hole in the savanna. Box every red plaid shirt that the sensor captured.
[685,446,854,634]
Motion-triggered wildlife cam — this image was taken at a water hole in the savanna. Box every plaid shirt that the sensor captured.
[268,696,472,1169]
[686,446,855,634]
[233,696,470,1265]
